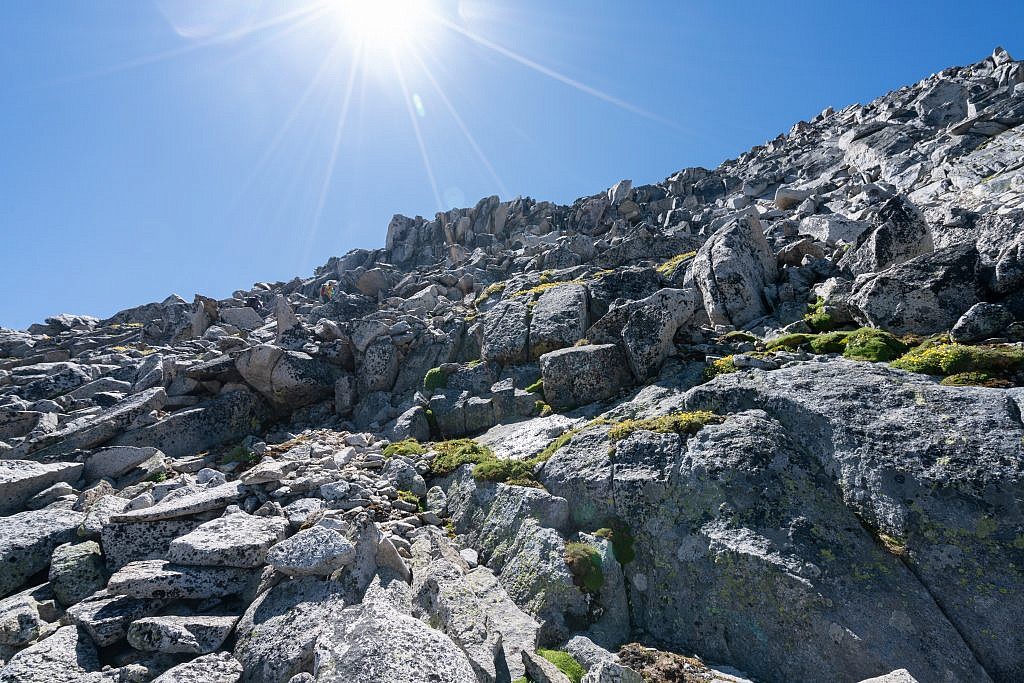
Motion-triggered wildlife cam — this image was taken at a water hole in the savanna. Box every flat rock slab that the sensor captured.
[110,481,243,522]
[101,518,206,571]
[84,445,163,480]
[127,615,237,654]
[168,512,289,568]
[0,460,83,515]
[66,591,167,647]
[0,625,99,682]
[152,652,244,683]
[266,525,356,576]
[107,560,256,600]
[0,508,84,598]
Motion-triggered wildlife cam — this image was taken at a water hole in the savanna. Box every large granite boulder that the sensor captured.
[236,344,339,411]
[540,344,634,409]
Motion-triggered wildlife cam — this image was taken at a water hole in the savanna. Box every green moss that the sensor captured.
[703,355,737,380]
[940,372,1013,388]
[606,410,724,442]
[474,282,506,305]
[892,343,1024,379]
[429,439,495,475]
[423,367,449,391]
[766,333,812,351]
[655,250,697,276]
[525,378,544,394]
[721,330,758,343]
[535,401,553,417]
[809,330,852,354]
[384,439,426,458]
[535,428,579,463]
[504,477,546,490]
[842,328,908,362]
[804,297,837,332]
[537,650,585,683]
[396,489,422,507]
[512,678,529,683]
[512,280,584,298]
[594,527,635,564]
[472,458,535,483]
[467,359,482,368]
[145,471,170,483]
[564,542,604,594]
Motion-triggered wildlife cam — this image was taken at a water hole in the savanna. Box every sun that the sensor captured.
[328,0,433,53]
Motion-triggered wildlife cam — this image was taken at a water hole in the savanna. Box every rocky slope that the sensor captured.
[2,47,1024,683]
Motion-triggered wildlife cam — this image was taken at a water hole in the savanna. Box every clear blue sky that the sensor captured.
[1,1,1021,330]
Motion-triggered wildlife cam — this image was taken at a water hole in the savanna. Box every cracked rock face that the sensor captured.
[2,46,1024,683]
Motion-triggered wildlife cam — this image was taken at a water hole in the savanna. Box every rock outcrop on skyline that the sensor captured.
[2,48,1024,682]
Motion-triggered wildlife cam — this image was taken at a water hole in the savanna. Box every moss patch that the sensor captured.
[809,330,852,354]
[429,439,495,475]
[703,355,737,381]
[423,367,450,391]
[842,328,908,362]
[892,343,1024,380]
[472,458,535,483]
[383,439,425,458]
[940,372,1013,388]
[607,411,724,442]
[537,650,586,683]
[804,297,837,332]
[655,250,697,276]
[474,282,506,306]
[525,378,544,394]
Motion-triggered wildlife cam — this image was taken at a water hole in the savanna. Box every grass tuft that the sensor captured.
[564,542,604,594]
[606,411,723,442]
[429,439,495,475]
[383,439,426,458]
[537,650,586,683]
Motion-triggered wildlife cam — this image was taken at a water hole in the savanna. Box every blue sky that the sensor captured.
[1,1,1021,330]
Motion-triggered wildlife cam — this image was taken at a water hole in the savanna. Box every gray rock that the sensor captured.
[266,525,356,576]
[111,481,244,522]
[236,345,338,411]
[851,244,983,334]
[48,541,106,606]
[168,512,289,568]
[234,576,352,682]
[482,298,530,365]
[219,306,264,331]
[112,390,267,458]
[798,214,871,246]
[839,197,934,277]
[67,591,167,647]
[0,508,84,598]
[857,670,920,683]
[529,284,589,357]
[356,337,399,395]
[540,344,634,409]
[522,649,572,683]
[152,652,243,683]
[101,518,206,571]
[0,460,83,516]
[107,560,256,599]
[622,305,676,380]
[691,213,778,327]
[127,615,237,654]
[84,446,163,480]
[581,660,643,683]
[390,405,430,442]
[950,302,1014,342]
[313,599,477,683]
[0,626,99,683]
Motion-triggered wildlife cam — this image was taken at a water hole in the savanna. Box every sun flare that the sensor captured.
[328,0,432,52]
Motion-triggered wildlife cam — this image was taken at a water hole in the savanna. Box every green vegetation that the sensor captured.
[384,439,426,458]
[765,333,813,351]
[474,281,506,305]
[429,439,496,475]
[564,542,604,594]
[594,526,635,564]
[512,279,584,299]
[721,330,758,343]
[940,372,1013,388]
[535,401,553,417]
[892,343,1024,379]
[537,649,586,683]
[423,367,449,391]
[877,532,909,559]
[809,330,852,354]
[842,328,908,362]
[525,378,544,394]
[472,458,535,483]
[535,428,579,463]
[220,444,260,468]
[606,410,724,442]
[703,355,738,380]
[145,471,170,483]
[803,297,837,332]
[396,490,422,508]
[512,678,529,683]
[655,250,697,276]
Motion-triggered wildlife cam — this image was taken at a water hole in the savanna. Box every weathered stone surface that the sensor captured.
[356,337,399,395]
[850,244,983,334]
[540,344,634,409]
[0,626,99,683]
[529,284,589,357]
[66,591,167,647]
[236,345,338,411]
[950,302,1014,342]
[219,306,264,331]
[266,525,356,576]
[0,460,83,515]
[107,560,256,599]
[691,213,778,327]
[48,541,106,606]
[112,390,267,458]
[839,197,934,276]
[152,652,244,683]
[481,298,530,365]
[111,481,244,522]
[168,512,289,568]
[101,518,206,571]
[128,615,237,654]
[313,600,477,683]
[0,508,84,598]
[84,445,163,480]
[621,305,676,380]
